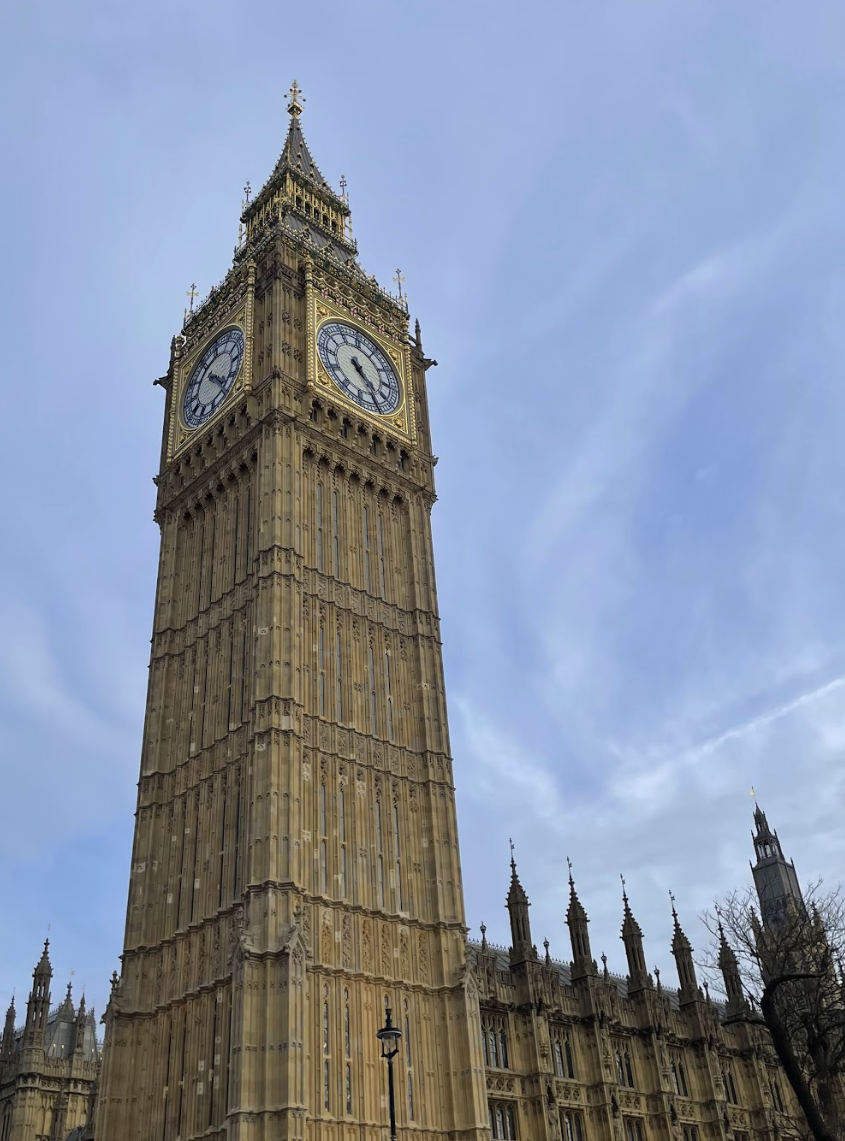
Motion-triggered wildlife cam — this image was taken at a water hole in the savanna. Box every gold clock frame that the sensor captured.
[309,291,416,442]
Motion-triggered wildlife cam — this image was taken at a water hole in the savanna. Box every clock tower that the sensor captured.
[96,84,489,1141]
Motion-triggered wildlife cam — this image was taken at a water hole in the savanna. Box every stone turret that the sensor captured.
[23,940,51,1049]
[620,879,651,994]
[670,895,700,1006]
[566,861,596,980]
[1,997,15,1059]
[506,846,536,965]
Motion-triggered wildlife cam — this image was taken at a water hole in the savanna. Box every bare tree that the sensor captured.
[701,881,845,1141]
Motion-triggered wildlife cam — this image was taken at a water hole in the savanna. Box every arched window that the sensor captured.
[375,796,385,907]
[385,651,394,741]
[489,1101,517,1139]
[316,482,324,572]
[344,990,352,1115]
[363,505,371,592]
[482,1015,509,1069]
[393,800,402,910]
[554,1040,565,1078]
[318,624,325,716]
[332,489,340,577]
[405,1000,415,1120]
[625,1051,634,1088]
[561,1112,585,1141]
[336,629,343,722]
[368,646,377,736]
[323,995,331,1111]
[565,1036,575,1078]
[377,512,387,597]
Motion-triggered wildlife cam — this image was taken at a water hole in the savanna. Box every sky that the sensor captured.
[2,0,845,1018]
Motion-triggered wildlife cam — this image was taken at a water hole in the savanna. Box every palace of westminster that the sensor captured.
[0,85,829,1141]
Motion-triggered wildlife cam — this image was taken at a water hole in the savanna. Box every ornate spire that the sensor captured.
[506,841,535,964]
[74,993,88,1055]
[480,922,488,952]
[566,858,596,979]
[717,914,747,1017]
[751,804,804,927]
[23,939,52,1048]
[240,81,354,262]
[670,892,699,1005]
[620,877,651,993]
[1,996,16,1059]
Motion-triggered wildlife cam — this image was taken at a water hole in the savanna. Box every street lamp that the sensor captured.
[376,1003,402,1141]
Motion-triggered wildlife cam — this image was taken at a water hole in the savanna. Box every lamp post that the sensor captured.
[376,1003,402,1141]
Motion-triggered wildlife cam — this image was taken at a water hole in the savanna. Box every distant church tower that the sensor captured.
[95,84,489,1140]
[751,803,804,926]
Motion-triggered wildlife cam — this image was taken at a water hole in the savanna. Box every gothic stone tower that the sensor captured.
[95,84,489,1141]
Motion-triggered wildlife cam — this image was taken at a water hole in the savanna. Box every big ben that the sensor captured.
[96,83,490,1140]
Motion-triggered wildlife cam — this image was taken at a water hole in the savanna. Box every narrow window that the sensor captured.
[565,1037,575,1078]
[385,651,394,742]
[344,992,352,1114]
[405,1002,414,1120]
[363,505,371,592]
[320,781,327,837]
[340,845,348,898]
[625,1051,634,1088]
[336,630,343,721]
[333,489,340,577]
[377,512,386,597]
[317,482,324,572]
[323,999,331,1111]
[321,840,327,894]
[369,645,377,736]
[376,796,385,906]
[319,624,325,716]
[554,1040,564,1078]
[499,1026,509,1069]
[393,800,403,910]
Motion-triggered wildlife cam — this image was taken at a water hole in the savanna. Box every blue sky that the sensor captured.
[2,0,845,1015]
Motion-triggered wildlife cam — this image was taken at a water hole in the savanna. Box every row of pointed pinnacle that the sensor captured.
[475,841,737,999]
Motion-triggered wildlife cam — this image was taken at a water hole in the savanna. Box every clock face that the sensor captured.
[316,321,401,415]
[182,327,244,428]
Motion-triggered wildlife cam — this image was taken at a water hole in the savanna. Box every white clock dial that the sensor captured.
[317,321,401,415]
[182,327,244,428]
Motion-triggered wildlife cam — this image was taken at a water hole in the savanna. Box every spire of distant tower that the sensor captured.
[670,891,699,1005]
[620,877,651,994]
[717,913,747,1018]
[506,841,535,964]
[74,993,88,1056]
[1,996,15,1059]
[23,939,52,1048]
[751,803,804,926]
[566,858,596,980]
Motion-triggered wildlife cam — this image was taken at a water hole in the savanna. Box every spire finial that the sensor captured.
[480,922,488,950]
[669,888,677,919]
[393,268,406,301]
[243,181,251,204]
[620,873,628,904]
[509,837,516,871]
[567,855,574,886]
[544,937,551,966]
[655,966,662,993]
[601,952,609,979]
[287,80,305,118]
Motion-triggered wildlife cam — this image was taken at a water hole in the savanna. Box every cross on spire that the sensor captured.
[339,173,348,200]
[393,267,405,300]
[243,180,251,203]
[186,283,198,312]
[287,80,305,118]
